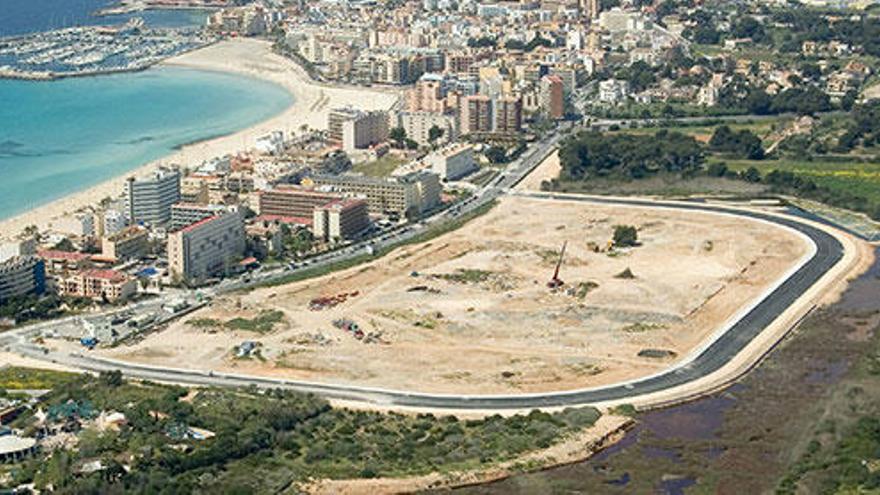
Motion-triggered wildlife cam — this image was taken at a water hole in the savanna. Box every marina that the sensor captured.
[0,19,215,80]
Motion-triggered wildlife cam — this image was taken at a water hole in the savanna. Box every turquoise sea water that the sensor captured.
[1,0,210,37]
[0,67,293,221]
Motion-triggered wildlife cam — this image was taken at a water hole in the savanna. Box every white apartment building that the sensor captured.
[598,79,630,104]
[124,166,181,227]
[170,203,234,231]
[328,108,390,152]
[398,112,458,146]
[426,143,477,181]
[167,209,246,284]
[312,199,371,242]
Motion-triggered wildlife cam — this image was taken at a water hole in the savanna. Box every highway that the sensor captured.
[1,125,847,410]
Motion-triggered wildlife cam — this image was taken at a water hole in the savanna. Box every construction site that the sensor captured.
[94,196,811,395]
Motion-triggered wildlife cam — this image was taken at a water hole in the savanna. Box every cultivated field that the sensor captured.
[99,196,809,394]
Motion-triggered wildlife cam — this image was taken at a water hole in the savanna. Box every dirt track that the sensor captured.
[100,197,809,394]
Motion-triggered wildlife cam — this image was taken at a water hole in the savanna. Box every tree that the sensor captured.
[52,237,76,252]
[709,126,765,160]
[706,161,729,177]
[613,225,638,247]
[731,16,766,42]
[389,127,407,148]
[557,130,704,181]
[690,25,720,45]
[485,146,508,164]
[428,125,444,145]
[741,166,762,183]
[841,90,858,112]
[286,228,314,257]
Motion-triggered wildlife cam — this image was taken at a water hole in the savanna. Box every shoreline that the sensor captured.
[0,38,399,238]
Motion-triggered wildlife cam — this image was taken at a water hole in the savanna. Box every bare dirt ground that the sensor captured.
[97,195,809,394]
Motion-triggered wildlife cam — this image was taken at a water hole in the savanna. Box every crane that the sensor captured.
[547,241,567,289]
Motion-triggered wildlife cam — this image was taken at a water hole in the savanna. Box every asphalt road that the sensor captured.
[2,126,846,410]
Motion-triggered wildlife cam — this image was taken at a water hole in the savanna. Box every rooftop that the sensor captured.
[81,269,129,282]
[0,435,36,456]
[38,250,89,262]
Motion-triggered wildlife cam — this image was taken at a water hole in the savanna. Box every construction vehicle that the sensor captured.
[80,318,98,349]
[333,318,365,339]
[547,241,567,289]
[309,291,360,311]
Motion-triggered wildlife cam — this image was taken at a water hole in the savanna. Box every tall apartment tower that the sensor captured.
[541,75,565,120]
[586,0,600,20]
[494,96,523,134]
[124,166,181,227]
[460,95,492,134]
[167,209,246,284]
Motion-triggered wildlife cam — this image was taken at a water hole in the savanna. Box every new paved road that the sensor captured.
[3,126,845,410]
[20,193,842,410]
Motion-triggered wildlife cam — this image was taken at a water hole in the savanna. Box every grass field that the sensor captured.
[351,155,407,177]
[0,367,77,390]
[717,157,880,203]
[617,117,790,144]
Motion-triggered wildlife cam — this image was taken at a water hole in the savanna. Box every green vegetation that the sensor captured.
[186,318,222,329]
[719,158,880,218]
[558,130,704,181]
[574,281,599,299]
[554,121,880,221]
[436,269,495,284]
[709,125,765,160]
[612,225,639,247]
[351,155,407,177]
[0,367,77,390]
[621,322,667,333]
[775,306,880,494]
[224,310,285,334]
[618,117,785,144]
[0,294,93,326]
[3,369,602,493]
[504,35,552,52]
[609,404,638,417]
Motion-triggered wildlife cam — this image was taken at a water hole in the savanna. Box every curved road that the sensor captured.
[1,127,847,410]
[14,193,844,410]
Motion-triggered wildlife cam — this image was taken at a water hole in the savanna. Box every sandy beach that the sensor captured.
[0,38,400,239]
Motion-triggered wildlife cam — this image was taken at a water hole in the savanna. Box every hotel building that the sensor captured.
[171,203,234,231]
[426,143,477,181]
[59,269,137,302]
[311,171,440,218]
[167,209,246,284]
[328,108,390,151]
[257,186,342,222]
[101,226,149,262]
[124,166,181,226]
[312,198,371,241]
[0,256,46,303]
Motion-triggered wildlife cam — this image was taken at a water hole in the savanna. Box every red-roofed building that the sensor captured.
[59,269,137,302]
[37,250,92,274]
